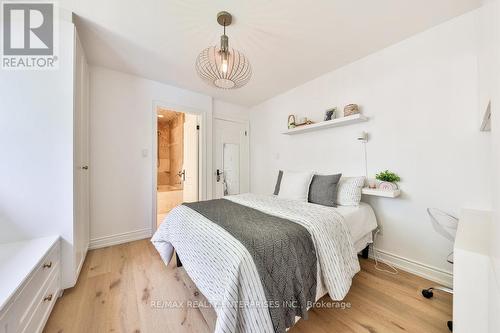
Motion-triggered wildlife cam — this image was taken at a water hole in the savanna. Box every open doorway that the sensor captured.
[156,108,199,227]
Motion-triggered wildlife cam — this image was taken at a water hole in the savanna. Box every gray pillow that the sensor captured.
[308,174,342,207]
[273,170,283,195]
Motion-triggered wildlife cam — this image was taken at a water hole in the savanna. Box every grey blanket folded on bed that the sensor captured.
[183,199,317,333]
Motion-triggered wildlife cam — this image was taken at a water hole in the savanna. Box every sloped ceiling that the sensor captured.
[62,0,481,106]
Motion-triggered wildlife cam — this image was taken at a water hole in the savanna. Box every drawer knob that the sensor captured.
[43,294,53,302]
[43,261,52,269]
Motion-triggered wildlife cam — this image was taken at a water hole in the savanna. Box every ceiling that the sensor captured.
[62,0,481,106]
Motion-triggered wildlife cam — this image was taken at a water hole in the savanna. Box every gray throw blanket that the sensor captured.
[184,199,317,333]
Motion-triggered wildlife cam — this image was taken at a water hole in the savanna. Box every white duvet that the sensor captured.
[151,193,360,333]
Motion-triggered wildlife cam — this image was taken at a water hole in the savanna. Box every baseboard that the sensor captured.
[89,228,152,250]
[73,244,88,284]
[369,248,453,288]
[89,230,452,286]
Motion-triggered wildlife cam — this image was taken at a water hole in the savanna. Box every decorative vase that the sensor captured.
[378,181,398,190]
[344,104,359,116]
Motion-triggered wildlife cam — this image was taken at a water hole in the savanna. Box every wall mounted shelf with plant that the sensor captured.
[362,170,402,198]
[361,187,401,198]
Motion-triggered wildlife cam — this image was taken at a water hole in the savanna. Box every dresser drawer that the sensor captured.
[9,241,60,332]
[21,269,60,333]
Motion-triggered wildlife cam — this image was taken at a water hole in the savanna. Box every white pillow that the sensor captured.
[336,176,366,206]
[278,171,313,201]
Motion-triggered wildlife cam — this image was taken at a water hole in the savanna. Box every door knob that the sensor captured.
[216,169,224,182]
[82,166,89,170]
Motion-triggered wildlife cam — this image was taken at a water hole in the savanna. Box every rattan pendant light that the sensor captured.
[195,11,252,89]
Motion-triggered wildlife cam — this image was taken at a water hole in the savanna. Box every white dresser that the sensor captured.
[0,236,61,333]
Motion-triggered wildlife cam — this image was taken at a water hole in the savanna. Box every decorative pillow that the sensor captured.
[308,173,342,207]
[273,170,283,195]
[336,176,366,206]
[277,171,314,201]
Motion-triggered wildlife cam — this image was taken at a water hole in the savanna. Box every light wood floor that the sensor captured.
[44,239,452,333]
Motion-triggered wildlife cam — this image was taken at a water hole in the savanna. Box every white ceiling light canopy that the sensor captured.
[196,11,252,89]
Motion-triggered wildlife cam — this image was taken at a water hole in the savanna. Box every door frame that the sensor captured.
[151,101,207,232]
[212,116,250,199]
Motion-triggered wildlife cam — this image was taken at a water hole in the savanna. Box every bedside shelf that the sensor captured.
[283,114,368,135]
[361,188,401,198]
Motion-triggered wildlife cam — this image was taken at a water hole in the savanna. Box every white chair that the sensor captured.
[421,208,457,332]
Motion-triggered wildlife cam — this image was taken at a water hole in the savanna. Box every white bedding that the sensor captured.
[336,202,378,251]
[299,202,378,305]
[151,194,366,333]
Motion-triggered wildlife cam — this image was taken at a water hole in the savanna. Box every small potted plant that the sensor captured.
[375,170,401,190]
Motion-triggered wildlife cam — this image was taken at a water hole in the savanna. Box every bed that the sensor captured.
[336,202,378,253]
[151,193,377,333]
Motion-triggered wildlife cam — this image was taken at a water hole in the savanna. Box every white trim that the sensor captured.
[89,228,152,250]
[369,248,453,288]
[213,115,248,124]
[72,244,88,286]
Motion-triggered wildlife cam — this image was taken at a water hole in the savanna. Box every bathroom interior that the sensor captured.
[156,108,198,226]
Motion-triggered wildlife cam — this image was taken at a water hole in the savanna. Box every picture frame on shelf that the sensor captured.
[324,108,336,121]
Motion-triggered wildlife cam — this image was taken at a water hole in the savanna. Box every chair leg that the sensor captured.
[422,286,453,298]
[421,287,453,331]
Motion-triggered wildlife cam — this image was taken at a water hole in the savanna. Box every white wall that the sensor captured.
[478,0,500,331]
[89,66,214,247]
[249,10,491,284]
[0,20,74,244]
[213,99,250,121]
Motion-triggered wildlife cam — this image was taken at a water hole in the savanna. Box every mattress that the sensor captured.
[335,202,378,251]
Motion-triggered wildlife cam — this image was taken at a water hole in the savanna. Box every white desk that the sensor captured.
[453,209,491,333]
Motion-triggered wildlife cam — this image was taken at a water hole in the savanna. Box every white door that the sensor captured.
[74,33,90,275]
[214,119,249,199]
[182,114,199,202]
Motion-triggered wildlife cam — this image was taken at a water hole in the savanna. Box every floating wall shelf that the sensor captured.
[361,188,401,198]
[282,114,368,135]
